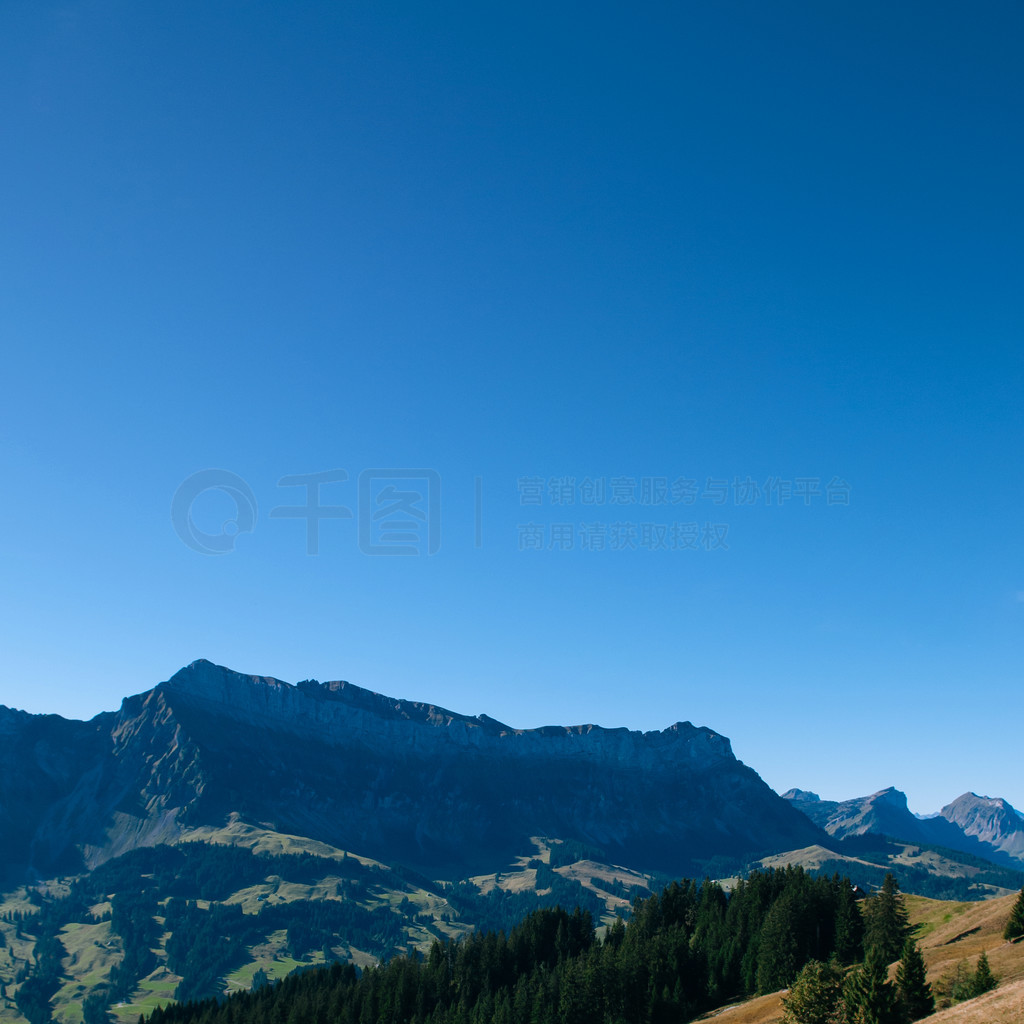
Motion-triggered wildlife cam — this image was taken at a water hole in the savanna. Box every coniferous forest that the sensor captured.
[144,867,865,1024]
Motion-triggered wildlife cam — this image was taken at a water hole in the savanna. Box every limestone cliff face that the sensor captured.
[1,661,823,882]
[160,660,738,769]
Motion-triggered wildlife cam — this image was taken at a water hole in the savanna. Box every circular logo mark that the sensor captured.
[171,469,258,554]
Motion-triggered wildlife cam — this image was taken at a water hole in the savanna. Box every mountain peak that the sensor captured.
[939,792,1024,856]
[781,788,821,803]
[945,791,1019,814]
[872,786,909,808]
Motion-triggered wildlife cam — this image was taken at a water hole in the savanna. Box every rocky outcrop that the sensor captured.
[940,793,1024,861]
[0,661,824,882]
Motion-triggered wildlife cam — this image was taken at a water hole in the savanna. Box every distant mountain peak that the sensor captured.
[872,786,909,808]
[939,792,1024,857]
[944,791,1020,814]
[783,784,1024,870]
[781,788,821,803]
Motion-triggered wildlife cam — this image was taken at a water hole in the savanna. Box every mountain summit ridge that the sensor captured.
[939,791,1024,860]
[157,659,738,765]
[167,658,731,736]
[0,660,816,884]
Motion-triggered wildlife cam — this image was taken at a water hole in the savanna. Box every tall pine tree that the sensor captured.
[756,893,801,993]
[971,951,996,997]
[894,939,933,1021]
[862,874,911,965]
[844,946,901,1024]
[832,875,865,964]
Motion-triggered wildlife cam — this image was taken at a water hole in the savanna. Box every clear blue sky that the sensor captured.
[1,1,1022,814]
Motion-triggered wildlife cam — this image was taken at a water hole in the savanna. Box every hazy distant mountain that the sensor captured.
[0,660,823,884]
[783,786,1024,868]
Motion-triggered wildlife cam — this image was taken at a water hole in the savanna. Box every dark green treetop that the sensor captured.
[862,873,911,965]
[1004,886,1024,941]
[844,945,902,1024]
[894,939,933,1021]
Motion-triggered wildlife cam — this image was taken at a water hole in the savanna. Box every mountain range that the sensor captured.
[781,787,1024,869]
[2,661,1023,1024]
[3,661,1022,890]
[0,659,825,885]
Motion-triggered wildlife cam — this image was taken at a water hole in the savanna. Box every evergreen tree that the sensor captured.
[894,939,933,1021]
[832,876,864,965]
[862,874,911,965]
[1004,887,1024,941]
[756,893,801,993]
[971,951,996,997]
[843,946,901,1024]
[781,957,846,1024]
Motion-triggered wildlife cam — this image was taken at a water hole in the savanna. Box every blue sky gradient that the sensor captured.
[1,1,1022,812]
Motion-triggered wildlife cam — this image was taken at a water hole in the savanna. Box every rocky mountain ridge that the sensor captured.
[782,787,1024,869]
[0,660,822,884]
[940,792,1024,860]
[160,661,738,767]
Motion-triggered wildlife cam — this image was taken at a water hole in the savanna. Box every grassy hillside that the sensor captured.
[3,819,1020,1024]
[0,827,656,1024]
[755,839,1022,900]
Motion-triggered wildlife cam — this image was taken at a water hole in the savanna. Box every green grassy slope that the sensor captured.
[0,828,654,1024]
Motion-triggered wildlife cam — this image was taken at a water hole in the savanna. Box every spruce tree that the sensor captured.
[756,893,801,993]
[1004,886,1024,941]
[895,939,933,1021]
[971,951,996,997]
[844,946,901,1024]
[833,876,864,964]
[862,874,911,965]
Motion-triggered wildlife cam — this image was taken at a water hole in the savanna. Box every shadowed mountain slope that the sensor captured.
[0,660,824,882]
